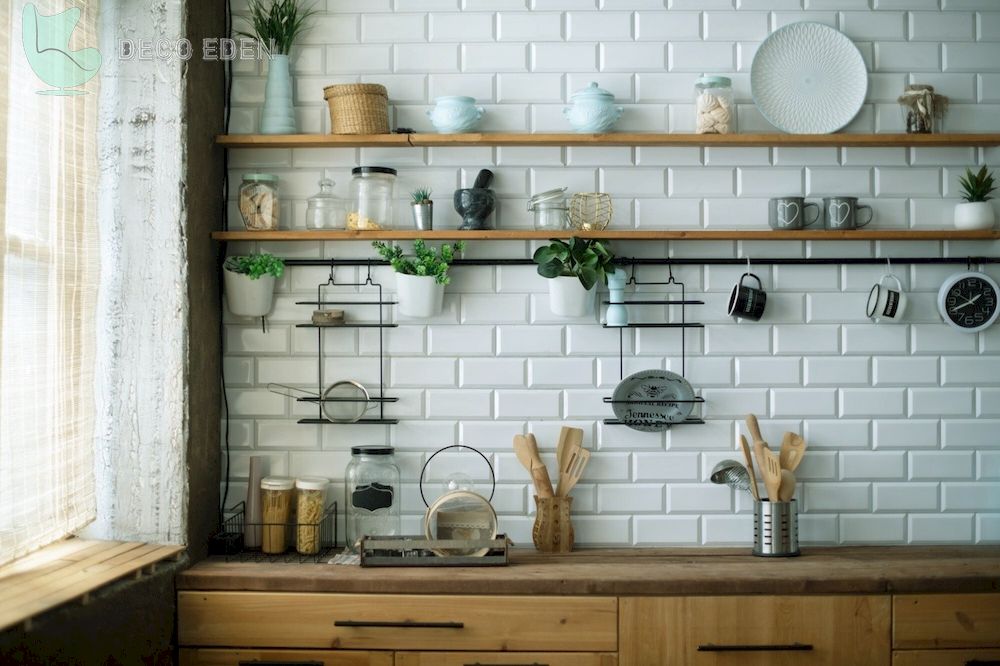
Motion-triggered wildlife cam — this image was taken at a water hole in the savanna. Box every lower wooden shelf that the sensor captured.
[212,229,1000,242]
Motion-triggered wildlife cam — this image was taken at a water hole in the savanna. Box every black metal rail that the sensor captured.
[281,256,1000,267]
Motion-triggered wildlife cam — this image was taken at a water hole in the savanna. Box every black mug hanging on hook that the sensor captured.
[728,271,767,321]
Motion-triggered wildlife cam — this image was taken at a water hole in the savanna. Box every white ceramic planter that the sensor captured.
[549,275,595,317]
[396,272,444,317]
[954,201,996,230]
[224,270,276,317]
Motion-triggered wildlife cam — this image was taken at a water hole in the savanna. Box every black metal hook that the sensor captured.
[365,259,374,285]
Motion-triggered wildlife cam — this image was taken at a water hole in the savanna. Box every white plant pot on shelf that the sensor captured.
[396,272,444,317]
[548,275,595,317]
[224,270,276,317]
[954,201,996,230]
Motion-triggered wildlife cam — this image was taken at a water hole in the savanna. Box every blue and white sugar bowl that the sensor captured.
[427,96,485,134]
[563,82,624,133]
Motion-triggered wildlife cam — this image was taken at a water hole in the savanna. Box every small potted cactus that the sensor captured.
[955,166,996,230]
[410,187,433,231]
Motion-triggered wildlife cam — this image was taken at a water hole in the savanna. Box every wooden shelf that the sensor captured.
[212,229,1000,242]
[217,132,1000,149]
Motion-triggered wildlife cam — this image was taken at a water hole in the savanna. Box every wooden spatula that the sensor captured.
[739,435,761,502]
[557,445,590,497]
[745,413,765,446]
[556,427,584,471]
[778,469,796,502]
[760,446,782,501]
[526,433,554,498]
[779,431,807,472]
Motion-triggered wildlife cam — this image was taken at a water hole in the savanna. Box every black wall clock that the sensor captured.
[937,271,1000,333]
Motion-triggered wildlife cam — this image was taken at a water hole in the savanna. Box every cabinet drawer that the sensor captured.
[619,595,890,666]
[894,594,1000,649]
[893,649,1000,666]
[395,652,617,666]
[178,649,393,666]
[178,592,617,652]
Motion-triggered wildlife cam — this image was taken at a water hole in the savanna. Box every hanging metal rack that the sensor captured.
[602,262,705,429]
[290,262,398,425]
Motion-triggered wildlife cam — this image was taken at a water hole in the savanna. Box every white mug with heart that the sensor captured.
[769,197,819,230]
[866,273,908,323]
[823,196,873,230]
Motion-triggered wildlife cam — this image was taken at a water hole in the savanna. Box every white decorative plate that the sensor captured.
[611,369,696,433]
[751,22,868,134]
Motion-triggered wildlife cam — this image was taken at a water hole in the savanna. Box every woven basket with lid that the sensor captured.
[323,83,390,135]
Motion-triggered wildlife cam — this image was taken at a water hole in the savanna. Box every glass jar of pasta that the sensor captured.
[295,476,328,555]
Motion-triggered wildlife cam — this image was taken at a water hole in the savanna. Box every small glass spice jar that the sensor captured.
[347,166,397,230]
[528,188,569,230]
[238,173,280,231]
[260,476,294,554]
[345,446,400,550]
[305,178,344,230]
[695,76,735,135]
[295,476,328,555]
[898,84,947,134]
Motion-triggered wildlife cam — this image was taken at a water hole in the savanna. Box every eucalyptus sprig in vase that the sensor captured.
[955,166,997,230]
[238,0,316,134]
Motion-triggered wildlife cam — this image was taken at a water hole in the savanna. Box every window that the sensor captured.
[0,0,100,565]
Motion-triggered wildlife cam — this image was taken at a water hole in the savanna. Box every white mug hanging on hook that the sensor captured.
[867,260,908,324]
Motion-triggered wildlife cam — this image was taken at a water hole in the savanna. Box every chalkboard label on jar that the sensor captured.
[352,482,394,511]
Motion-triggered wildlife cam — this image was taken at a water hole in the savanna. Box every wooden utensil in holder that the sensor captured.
[532,495,574,553]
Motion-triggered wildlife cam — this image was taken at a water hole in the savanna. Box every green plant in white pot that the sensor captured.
[373,239,465,317]
[955,166,997,230]
[223,253,285,317]
[238,0,316,135]
[533,237,616,317]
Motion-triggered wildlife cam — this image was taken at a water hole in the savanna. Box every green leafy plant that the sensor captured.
[532,237,616,291]
[372,239,465,285]
[958,166,997,203]
[410,188,433,204]
[223,253,285,280]
[237,0,317,55]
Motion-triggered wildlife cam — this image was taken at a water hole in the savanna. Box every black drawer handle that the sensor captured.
[334,619,465,629]
[238,661,323,666]
[967,661,1000,666]
[698,643,814,652]
[465,663,547,666]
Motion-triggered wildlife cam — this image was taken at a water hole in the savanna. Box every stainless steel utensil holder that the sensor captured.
[753,499,799,557]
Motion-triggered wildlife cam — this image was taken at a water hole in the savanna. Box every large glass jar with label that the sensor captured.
[345,446,400,550]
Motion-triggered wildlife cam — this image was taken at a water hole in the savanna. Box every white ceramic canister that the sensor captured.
[563,82,624,133]
[427,96,485,133]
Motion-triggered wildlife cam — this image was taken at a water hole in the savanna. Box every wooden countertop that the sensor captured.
[178,546,1000,596]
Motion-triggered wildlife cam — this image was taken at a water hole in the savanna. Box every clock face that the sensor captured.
[938,272,1000,333]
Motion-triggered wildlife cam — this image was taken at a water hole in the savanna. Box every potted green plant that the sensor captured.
[223,252,285,317]
[532,237,616,317]
[372,239,465,317]
[955,166,996,230]
[238,0,316,135]
[410,187,433,231]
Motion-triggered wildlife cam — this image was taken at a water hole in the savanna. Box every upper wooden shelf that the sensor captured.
[212,229,1000,242]
[216,132,1000,148]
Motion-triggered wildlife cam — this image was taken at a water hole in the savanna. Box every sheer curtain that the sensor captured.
[0,0,100,565]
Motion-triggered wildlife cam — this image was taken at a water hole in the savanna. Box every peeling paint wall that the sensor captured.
[87,0,189,544]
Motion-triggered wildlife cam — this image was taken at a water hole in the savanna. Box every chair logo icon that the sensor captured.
[22,4,102,96]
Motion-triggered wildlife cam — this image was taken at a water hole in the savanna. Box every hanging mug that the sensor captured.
[768,197,819,230]
[823,196,873,230]
[866,274,908,323]
[728,272,767,321]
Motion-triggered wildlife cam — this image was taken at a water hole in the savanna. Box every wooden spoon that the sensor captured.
[780,431,807,472]
[555,427,584,496]
[745,413,765,446]
[739,435,761,502]
[526,433,554,498]
[760,446,782,502]
[778,469,796,502]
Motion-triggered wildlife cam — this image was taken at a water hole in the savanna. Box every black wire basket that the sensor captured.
[209,500,339,563]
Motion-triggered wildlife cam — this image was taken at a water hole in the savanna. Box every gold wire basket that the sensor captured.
[568,192,613,231]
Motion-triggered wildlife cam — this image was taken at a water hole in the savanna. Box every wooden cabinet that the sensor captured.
[394,652,618,666]
[892,649,1000,666]
[619,595,891,666]
[178,649,393,666]
[178,592,617,652]
[894,594,1000,649]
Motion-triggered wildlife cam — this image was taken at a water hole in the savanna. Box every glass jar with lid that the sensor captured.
[347,166,397,230]
[295,476,328,555]
[694,76,735,134]
[238,173,280,230]
[528,188,568,230]
[345,446,400,550]
[305,178,344,230]
[260,476,294,554]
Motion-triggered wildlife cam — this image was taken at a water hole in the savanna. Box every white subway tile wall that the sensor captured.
[224,0,1000,547]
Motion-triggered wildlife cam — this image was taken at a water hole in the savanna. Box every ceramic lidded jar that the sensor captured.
[427,96,485,133]
[563,82,624,133]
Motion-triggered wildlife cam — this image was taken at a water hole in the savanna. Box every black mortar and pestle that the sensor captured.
[454,169,496,230]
